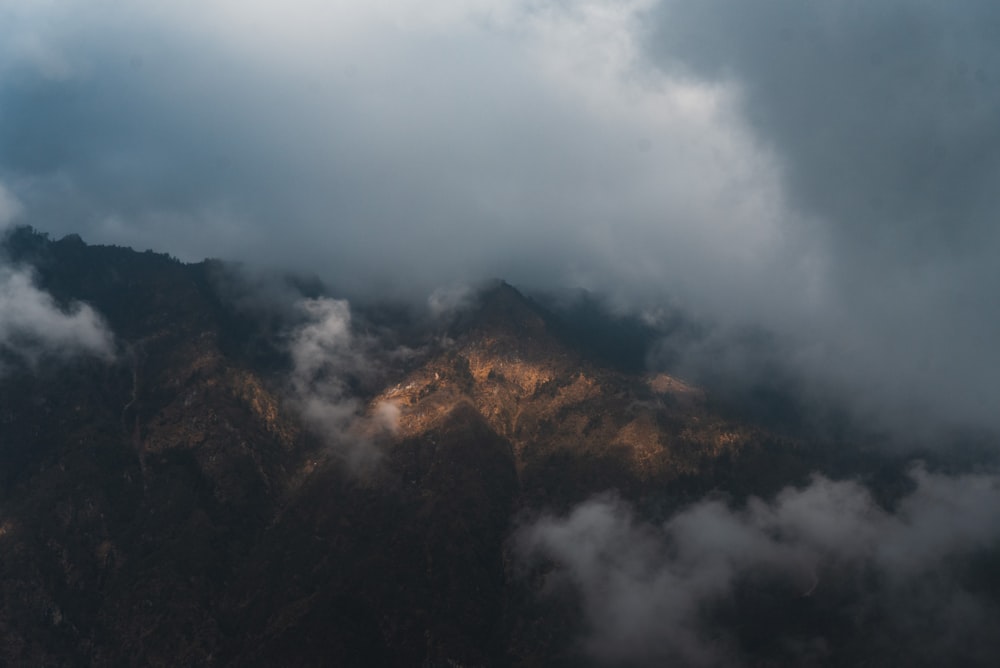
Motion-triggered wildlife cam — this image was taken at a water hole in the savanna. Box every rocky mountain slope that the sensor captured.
[1,228,997,667]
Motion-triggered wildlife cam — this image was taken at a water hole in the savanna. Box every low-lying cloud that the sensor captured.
[0,265,114,373]
[517,467,1000,666]
[286,296,403,471]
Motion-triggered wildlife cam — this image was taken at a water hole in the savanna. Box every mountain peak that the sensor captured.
[465,279,549,338]
[0,231,865,667]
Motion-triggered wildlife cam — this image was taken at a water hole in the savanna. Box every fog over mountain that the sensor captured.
[2,8,1000,663]
[518,467,1000,666]
[3,1,999,437]
[1,229,1000,665]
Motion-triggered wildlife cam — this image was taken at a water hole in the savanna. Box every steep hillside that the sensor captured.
[1,230,311,665]
[2,229,995,667]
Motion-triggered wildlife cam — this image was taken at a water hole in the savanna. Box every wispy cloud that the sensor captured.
[0,266,114,372]
[286,296,402,471]
[517,467,1000,666]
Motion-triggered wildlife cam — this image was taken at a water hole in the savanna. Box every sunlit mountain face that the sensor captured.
[1,229,999,667]
[4,1,1000,665]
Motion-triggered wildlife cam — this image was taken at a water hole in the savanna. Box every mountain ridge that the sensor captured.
[3,227,997,666]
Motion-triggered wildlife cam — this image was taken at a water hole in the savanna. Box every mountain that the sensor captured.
[1,228,998,667]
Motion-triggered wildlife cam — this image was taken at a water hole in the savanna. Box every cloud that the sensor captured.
[427,284,475,319]
[0,0,794,302]
[517,467,1000,666]
[640,0,1000,435]
[1,1,999,438]
[646,0,1000,252]
[0,265,114,372]
[286,296,403,470]
[0,182,23,230]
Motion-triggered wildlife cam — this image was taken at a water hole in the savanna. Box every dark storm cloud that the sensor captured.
[641,0,1000,436]
[517,467,1000,666]
[0,1,790,298]
[647,0,1000,253]
[0,19,317,259]
[2,1,1000,436]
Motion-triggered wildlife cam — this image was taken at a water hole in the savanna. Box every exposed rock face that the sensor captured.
[380,282,789,512]
[5,229,992,666]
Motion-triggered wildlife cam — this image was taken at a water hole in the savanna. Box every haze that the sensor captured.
[2,0,999,437]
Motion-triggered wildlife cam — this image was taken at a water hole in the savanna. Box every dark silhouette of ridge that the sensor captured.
[2,227,998,667]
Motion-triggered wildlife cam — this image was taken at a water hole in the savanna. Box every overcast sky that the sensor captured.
[2,0,999,437]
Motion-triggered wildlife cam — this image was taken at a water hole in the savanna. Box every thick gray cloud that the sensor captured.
[642,1,1000,435]
[648,0,1000,251]
[517,467,1000,666]
[0,0,793,300]
[1,1,999,437]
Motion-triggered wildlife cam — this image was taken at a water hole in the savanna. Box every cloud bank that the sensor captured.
[0,0,793,303]
[518,467,1000,666]
[1,1,999,436]
[642,0,1000,436]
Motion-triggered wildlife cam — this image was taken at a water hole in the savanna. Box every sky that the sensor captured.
[2,0,1000,437]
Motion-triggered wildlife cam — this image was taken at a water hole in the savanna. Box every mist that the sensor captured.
[517,467,1000,666]
[0,265,114,373]
[285,295,405,470]
[3,6,1000,663]
[2,1,999,438]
